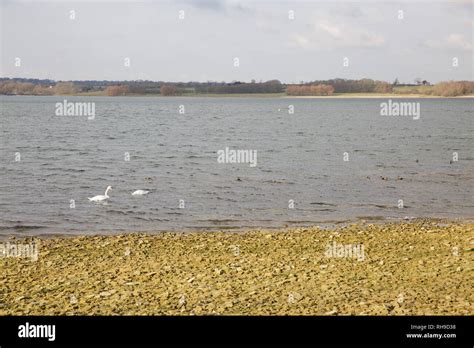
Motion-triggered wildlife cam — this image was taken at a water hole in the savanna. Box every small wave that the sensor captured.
[311,208,336,212]
[356,216,385,221]
[187,225,241,230]
[105,210,128,215]
[310,202,337,207]
[0,224,46,231]
[133,216,169,222]
[262,179,295,184]
[198,219,239,224]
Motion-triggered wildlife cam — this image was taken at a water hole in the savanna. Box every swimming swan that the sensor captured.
[88,186,112,202]
[132,189,150,196]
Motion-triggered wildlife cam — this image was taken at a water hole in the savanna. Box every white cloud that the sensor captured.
[293,34,311,48]
[328,5,384,22]
[318,22,343,39]
[291,20,385,50]
[423,34,473,51]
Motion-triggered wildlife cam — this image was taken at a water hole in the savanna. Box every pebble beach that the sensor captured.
[1,221,472,315]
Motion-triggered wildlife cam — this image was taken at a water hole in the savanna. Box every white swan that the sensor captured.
[88,186,112,202]
[132,189,150,196]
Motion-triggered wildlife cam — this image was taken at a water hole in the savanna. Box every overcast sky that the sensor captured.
[0,0,472,83]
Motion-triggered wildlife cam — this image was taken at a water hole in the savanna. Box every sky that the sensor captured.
[0,0,472,83]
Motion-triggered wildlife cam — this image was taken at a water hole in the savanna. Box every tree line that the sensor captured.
[0,78,473,97]
[286,84,335,96]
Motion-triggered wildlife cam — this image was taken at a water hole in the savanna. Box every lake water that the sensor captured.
[0,96,473,235]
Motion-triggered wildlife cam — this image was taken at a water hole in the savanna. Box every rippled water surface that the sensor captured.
[1,96,473,235]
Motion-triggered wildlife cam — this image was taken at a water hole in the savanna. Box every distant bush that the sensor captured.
[373,82,393,93]
[202,80,283,94]
[32,85,54,95]
[0,81,36,95]
[393,86,431,95]
[286,84,334,96]
[432,81,474,97]
[160,84,181,96]
[15,82,35,95]
[305,79,392,93]
[54,82,79,95]
[105,85,129,96]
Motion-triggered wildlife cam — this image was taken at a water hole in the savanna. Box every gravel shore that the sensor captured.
[1,221,472,315]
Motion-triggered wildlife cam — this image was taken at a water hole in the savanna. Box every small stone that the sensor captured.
[99,291,114,297]
[325,309,338,315]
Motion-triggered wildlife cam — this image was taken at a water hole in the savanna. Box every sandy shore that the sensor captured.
[0,221,472,315]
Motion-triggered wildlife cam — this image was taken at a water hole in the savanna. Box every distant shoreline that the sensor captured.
[2,93,473,98]
[286,93,474,99]
[3,79,473,98]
